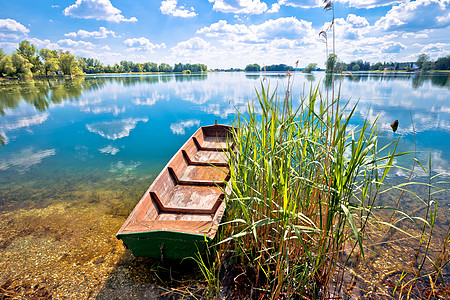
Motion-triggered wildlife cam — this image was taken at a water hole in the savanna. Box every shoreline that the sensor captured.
[1,70,450,82]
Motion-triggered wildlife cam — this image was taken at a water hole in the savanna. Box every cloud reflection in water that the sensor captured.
[0,147,56,173]
[86,118,148,140]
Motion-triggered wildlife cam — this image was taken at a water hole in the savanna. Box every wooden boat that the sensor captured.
[116,123,233,259]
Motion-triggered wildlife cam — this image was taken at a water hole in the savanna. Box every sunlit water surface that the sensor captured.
[0,72,449,297]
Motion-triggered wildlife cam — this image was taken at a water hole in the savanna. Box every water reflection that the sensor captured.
[0,72,449,179]
[245,74,261,80]
[0,74,210,115]
[305,74,315,82]
[170,119,201,135]
[0,79,96,114]
[86,118,148,140]
[0,147,55,173]
[323,72,450,89]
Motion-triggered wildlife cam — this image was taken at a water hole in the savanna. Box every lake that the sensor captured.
[0,71,449,297]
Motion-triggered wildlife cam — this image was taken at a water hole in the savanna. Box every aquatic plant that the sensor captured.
[205,77,411,298]
[388,153,450,298]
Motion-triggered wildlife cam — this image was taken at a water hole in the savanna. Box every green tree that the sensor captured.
[416,53,430,69]
[244,63,260,72]
[58,51,82,75]
[17,40,37,60]
[435,55,450,70]
[40,49,59,76]
[78,57,103,74]
[150,62,159,72]
[0,49,15,77]
[351,64,360,71]
[422,61,434,71]
[11,52,32,78]
[132,63,143,72]
[77,57,87,72]
[371,62,382,71]
[159,63,173,72]
[117,65,125,73]
[304,63,317,73]
[325,54,337,73]
[17,40,42,74]
[265,64,294,71]
[335,62,347,72]
[120,60,131,72]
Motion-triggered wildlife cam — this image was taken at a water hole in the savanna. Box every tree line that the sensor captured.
[325,53,450,73]
[0,40,208,78]
[244,63,295,72]
[0,41,83,78]
[79,59,207,74]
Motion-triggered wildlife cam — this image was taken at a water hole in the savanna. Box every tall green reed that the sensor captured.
[218,80,404,298]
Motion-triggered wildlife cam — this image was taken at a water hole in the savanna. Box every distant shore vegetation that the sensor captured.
[325,53,450,73]
[0,40,207,79]
[1,40,450,80]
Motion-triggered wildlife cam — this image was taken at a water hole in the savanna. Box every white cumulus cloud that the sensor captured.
[197,17,314,43]
[124,37,166,52]
[413,42,450,58]
[27,38,60,50]
[336,0,404,9]
[0,18,29,39]
[57,39,96,49]
[170,37,217,57]
[375,0,450,32]
[381,41,407,53]
[160,0,197,17]
[277,0,321,9]
[209,0,268,14]
[64,26,116,39]
[321,14,370,41]
[63,0,138,23]
[267,3,281,13]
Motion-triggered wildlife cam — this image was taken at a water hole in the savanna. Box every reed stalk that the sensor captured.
[190,79,449,298]
[212,80,408,299]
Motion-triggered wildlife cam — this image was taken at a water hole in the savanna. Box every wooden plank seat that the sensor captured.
[193,136,233,152]
[168,150,230,184]
[183,133,229,165]
[150,189,224,214]
[167,167,228,187]
[182,149,228,167]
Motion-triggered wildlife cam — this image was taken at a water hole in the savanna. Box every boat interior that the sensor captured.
[118,124,233,238]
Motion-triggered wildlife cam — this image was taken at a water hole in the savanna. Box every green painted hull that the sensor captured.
[116,231,210,260]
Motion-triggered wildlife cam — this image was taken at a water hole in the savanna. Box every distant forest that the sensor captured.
[325,53,450,73]
[1,40,450,79]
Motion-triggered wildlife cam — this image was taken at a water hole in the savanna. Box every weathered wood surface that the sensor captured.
[117,124,233,241]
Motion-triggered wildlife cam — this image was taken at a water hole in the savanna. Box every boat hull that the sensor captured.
[117,231,210,259]
[116,123,233,259]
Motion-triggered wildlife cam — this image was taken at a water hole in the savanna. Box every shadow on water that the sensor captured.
[95,251,206,299]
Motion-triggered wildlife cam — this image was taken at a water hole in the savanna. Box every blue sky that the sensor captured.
[0,0,449,68]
